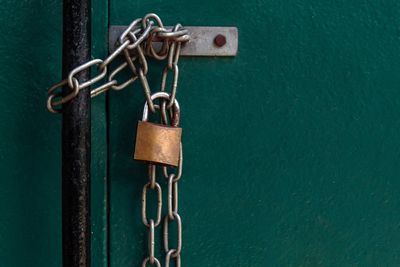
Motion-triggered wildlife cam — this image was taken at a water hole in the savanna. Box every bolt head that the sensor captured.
[214,34,227,47]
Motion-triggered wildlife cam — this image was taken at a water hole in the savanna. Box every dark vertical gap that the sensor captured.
[106,0,112,265]
[62,0,91,266]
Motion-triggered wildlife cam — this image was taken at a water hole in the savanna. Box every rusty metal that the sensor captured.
[62,0,91,266]
[214,34,227,47]
[134,121,182,166]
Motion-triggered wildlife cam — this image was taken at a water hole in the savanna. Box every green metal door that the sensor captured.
[2,0,400,266]
[108,1,400,266]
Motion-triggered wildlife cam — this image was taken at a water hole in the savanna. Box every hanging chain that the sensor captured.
[46,13,188,267]
[142,164,163,267]
[140,37,185,266]
[160,42,184,267]
[46,13,189,114]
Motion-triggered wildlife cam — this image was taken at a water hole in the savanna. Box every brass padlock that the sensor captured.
[134,92,182,166]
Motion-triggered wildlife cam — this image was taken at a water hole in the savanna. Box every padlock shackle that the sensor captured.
[142,92,180,126]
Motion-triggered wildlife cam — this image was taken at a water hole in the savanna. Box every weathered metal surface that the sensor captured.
[62,0,91,266]
[134,121,182,166]
[109,26,238,56]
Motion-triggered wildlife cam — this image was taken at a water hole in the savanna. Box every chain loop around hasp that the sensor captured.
[46,13,189,113]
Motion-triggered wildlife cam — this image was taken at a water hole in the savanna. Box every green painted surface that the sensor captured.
[0,0,108,266]
[0,1,62,265]
[108,1,400,266]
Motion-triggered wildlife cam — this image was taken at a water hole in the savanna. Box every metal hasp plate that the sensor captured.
[109,26,238,56]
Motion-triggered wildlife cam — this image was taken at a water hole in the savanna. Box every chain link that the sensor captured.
[46,13,189,113]
[142,181,162,227]
[164,212,182,257]
[165,249,181,267]
[142,165,162,266]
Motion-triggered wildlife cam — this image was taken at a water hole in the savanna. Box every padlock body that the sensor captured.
[134,121,182,166]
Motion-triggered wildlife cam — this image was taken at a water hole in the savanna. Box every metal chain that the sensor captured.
[140,91,183,267]
[142,164,162,267]
[164,174,182,267]
[158,47,184,265]
[157,39,184,267]
[47,13,188,267]
[142,102,184,267]
[160,96,183,267]
[46,13,189,113]
[159,40,184,264]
